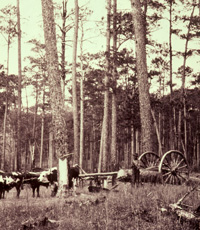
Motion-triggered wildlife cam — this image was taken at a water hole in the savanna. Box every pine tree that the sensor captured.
[41,0,69,195]
[130,0,153,152]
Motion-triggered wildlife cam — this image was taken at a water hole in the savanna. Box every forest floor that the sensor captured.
[1,180,200,230]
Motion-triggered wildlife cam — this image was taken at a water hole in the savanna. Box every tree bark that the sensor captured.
[177,109,181,150]
[111,0,117,171]
[131,126,135,162]
[131,0,153,152]
[48,128,53,169]
[181,5,195,159]
[2,37,10,170]
[167,0,175,150]
[101,0,111,172]
[197,114,200,167]
[39,87,45,168]
[169,0,173,98]
[151,109,162,156]
[72,0,79,164]
[61,0,67,104]
[135,129,140,154]
[41,0,69,195]
[98,120,104,173]
[79,20,85,169]
[31,75,39,169]
[17,0,22,171]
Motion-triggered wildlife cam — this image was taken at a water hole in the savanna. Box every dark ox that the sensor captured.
[38,165,80,197]
[0,169,51,199]
[23,169,49,197]
[0,171,24,199]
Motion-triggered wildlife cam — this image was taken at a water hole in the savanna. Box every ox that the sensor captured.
[0,174,6,199]
[0,171,23,198]
[38,165,80,197]
[23,170,49,197]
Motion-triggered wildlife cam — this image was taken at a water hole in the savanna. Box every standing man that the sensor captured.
[131,153,140,186]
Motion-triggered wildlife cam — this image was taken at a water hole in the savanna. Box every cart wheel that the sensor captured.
[138,151,160,171]
[158,150,189,185]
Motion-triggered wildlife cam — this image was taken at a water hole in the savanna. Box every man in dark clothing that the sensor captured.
[131,153,140,186]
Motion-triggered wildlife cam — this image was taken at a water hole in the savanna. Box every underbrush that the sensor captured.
[0,183,198,230]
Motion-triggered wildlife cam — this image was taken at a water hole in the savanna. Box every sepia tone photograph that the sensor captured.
[0,0,199,229]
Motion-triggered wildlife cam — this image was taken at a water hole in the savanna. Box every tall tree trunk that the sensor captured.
[135,129,140,154]
[196,114,200,167]
[169,0,173,100]
[131,126,135,162]
[39,87,45,168]
[17,0,22,171]
[72,0,79,164]
[124,129,128,168]
[24,86,29,171]
[79,20,85,169]
[158,111,162,148]
[100,0,111,172]
[173,107,177,149]
[61,0,67,103]
[31,76,39,169]
[151,109,162,156]
[131,0,153,152]
[48,128,53,169]
[2,36,11,170]
[98,120,104,173]
[2,89,8,170]
[181,4,195,159]
[79,63,84,169]
[41,0,69,195]
[111,0,117,171]
[169,0,175,150]
[177,109,182,150]
[90,118,95,172]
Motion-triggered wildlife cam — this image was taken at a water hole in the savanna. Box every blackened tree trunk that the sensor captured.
[41,0,69,194]
[131,0,153,152]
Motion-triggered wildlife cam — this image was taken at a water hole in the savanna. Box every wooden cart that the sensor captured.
[138,150,189,185]
[79,150,189,186]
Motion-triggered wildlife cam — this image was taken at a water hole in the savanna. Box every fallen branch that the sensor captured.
[176,186,198,206]
[169,203,197,220]
[166,186,200,226]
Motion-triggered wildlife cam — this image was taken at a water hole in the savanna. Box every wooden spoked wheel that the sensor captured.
[138,151,160,171]
[158,150,189,185]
